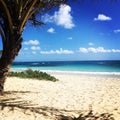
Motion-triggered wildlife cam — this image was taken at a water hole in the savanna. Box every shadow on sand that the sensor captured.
[0,91,115,120]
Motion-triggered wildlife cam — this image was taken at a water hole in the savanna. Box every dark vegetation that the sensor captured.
[8,69,58,82]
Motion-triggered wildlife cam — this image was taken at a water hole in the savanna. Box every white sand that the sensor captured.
[0,73,120,120]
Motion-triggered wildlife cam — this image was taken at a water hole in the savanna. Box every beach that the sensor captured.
[0,72,120,120]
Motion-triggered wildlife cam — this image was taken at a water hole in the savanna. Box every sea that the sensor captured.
[11,60,120,76]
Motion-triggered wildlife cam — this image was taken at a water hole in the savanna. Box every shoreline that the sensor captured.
[10,68,120,77]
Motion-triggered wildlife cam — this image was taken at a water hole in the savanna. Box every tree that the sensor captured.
[0,0,66,94]
[0,50,2,54]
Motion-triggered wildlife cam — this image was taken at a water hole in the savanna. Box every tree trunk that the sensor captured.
[0,58,11,95]
[0,39,22,95]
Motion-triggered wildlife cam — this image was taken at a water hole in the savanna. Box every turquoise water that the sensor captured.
[11,61,120,73]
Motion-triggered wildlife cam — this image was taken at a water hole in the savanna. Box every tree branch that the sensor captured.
[19,0,37,33]
[0,0,13,34]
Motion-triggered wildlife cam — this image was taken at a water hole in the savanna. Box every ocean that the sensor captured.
[11,60,120,75]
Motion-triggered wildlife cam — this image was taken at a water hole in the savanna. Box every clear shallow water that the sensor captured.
[11,61,120,74]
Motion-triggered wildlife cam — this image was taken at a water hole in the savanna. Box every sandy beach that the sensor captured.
[0,73,120,120]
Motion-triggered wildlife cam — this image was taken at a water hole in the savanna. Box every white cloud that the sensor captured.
[23,40,40,45]
[32,51,36,54]
[40,48,74,54]
[31,46,40,50]
[79,47,120,53]
[79,48,88,53]
[53,4,74,29]
[68,37,73,40]
[43,14,53,23]
[88,42,94,46]
[112,49,120,52]
[88,47,98,53]
[24,48,28,50]
[114,29,120,33]
[47,27,55,33]
[94,14,112,21]
[43,4,74,29]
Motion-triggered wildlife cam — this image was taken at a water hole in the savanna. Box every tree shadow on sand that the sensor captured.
[0,91,115,120]
[58,111,115,120]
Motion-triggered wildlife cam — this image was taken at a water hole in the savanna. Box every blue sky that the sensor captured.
[3,1,120,61]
